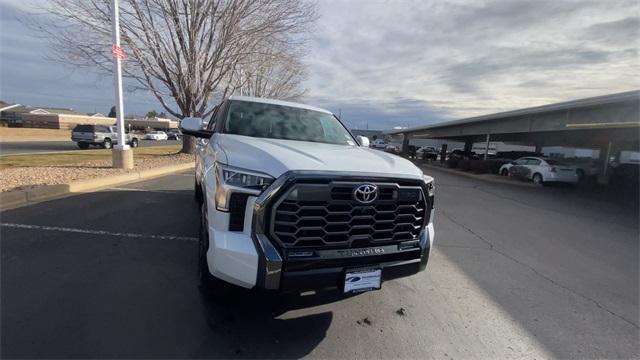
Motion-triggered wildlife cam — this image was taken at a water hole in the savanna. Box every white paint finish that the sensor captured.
[192,97,432,290]
[217,134,424,179]
[0,222,197,242]
[206,201,259,289]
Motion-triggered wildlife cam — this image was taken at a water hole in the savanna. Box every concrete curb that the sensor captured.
[416,161,537,188]
[1,162,194,211]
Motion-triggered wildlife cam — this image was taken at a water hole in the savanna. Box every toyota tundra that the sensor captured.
[180,96,435,296]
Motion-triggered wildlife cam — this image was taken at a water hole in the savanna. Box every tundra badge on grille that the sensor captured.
[353,184,378,204]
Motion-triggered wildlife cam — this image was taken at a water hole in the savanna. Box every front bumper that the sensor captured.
[545,172,579,183]
[278,228,431,292]
[206,170,434,291]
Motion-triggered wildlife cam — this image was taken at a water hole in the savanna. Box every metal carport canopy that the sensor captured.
[390,90,640,148]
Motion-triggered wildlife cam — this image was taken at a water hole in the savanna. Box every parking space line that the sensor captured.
[1,223,198,242]
[107,187,185,194]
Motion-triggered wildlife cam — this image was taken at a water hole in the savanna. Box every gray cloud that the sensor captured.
[305,0,639,124]
[582,17,640,45]
[1,0,638,127]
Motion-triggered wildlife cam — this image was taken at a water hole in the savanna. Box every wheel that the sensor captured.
[102,138,112,149]
[532,173,543,185]
[501,168,508,176]
[576,169,585,181]
[194,180,203,203]
[130,138,139,148]
[198,202,214,291]
[77,142,89,149]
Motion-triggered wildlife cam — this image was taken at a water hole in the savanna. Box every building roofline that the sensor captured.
[0,103,21,112]
[389,90,640,135]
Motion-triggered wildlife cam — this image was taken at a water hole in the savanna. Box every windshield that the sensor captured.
[223,100,356,145]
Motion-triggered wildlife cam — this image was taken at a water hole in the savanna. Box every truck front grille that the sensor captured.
[270,182,428,248]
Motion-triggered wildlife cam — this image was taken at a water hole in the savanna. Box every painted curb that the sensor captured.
[1,162,195,211]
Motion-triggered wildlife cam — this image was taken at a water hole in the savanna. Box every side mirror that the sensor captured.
[181,117,204,131]
[356,136,370,147]
[180,117,210,138]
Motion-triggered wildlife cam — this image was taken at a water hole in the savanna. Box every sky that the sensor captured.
[1,0,638,130]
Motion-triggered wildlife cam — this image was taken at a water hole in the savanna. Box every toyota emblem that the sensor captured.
[353,184,378,204]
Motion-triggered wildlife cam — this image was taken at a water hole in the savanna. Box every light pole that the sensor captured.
[110,0,133,169]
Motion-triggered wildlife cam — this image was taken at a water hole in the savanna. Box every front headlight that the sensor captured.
[214,163,274,211]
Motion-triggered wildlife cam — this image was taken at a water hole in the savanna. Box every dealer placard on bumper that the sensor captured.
[344,268,382,293]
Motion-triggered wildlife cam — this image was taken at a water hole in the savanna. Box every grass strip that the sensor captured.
[0,145,182,169]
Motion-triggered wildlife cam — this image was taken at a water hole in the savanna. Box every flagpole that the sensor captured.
[111,0,133,169]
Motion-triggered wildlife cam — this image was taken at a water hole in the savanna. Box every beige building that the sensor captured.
[22,113,179,130]
[1,101,179,130]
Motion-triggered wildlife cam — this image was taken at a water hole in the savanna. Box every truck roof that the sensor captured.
[227,95,333,115]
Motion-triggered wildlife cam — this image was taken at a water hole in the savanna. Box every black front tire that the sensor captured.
[102,138,112,149]
[195,181,203,203]
[501,169,508,176]
[532,173,543,185]
[130,138,139,148]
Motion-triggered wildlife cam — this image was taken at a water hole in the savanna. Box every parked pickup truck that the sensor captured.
[180,96,435,297]
[71,124,139,149]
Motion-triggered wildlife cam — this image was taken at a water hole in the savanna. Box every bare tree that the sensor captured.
[232,39,309,101]
[28,0,317,153]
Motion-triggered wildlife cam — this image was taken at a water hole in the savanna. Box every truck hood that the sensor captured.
[218,134,425,179]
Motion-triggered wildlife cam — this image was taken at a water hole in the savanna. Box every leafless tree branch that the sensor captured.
[26,0,317,153]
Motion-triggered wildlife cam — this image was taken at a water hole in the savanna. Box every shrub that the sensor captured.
[445,158,459,168]
[469,160,489,173]
[490,159,510,174]
[458,159,471,171]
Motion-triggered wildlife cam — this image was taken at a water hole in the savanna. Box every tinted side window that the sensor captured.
[514,158,527,165]
[73,125,94,132]
[527,159,542,165]
[211,101,229,132]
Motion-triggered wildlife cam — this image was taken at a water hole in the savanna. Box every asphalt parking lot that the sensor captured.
[1,168,638,358]
[0,139,180,155]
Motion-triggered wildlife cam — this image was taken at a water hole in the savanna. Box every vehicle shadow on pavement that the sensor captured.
[194,289,350,358]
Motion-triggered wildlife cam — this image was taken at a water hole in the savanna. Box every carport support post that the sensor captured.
[483,134,491,160]
[463,139,473,152]
[534,144,543,154]
[597,141,613,184]
[401,134,410,158]
[110,0,133,170]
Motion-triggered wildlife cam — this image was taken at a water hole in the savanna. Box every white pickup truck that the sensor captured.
[180,96,435,296]
[71,124,139,149]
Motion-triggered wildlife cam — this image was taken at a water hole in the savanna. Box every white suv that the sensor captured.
[181,96,435,296]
